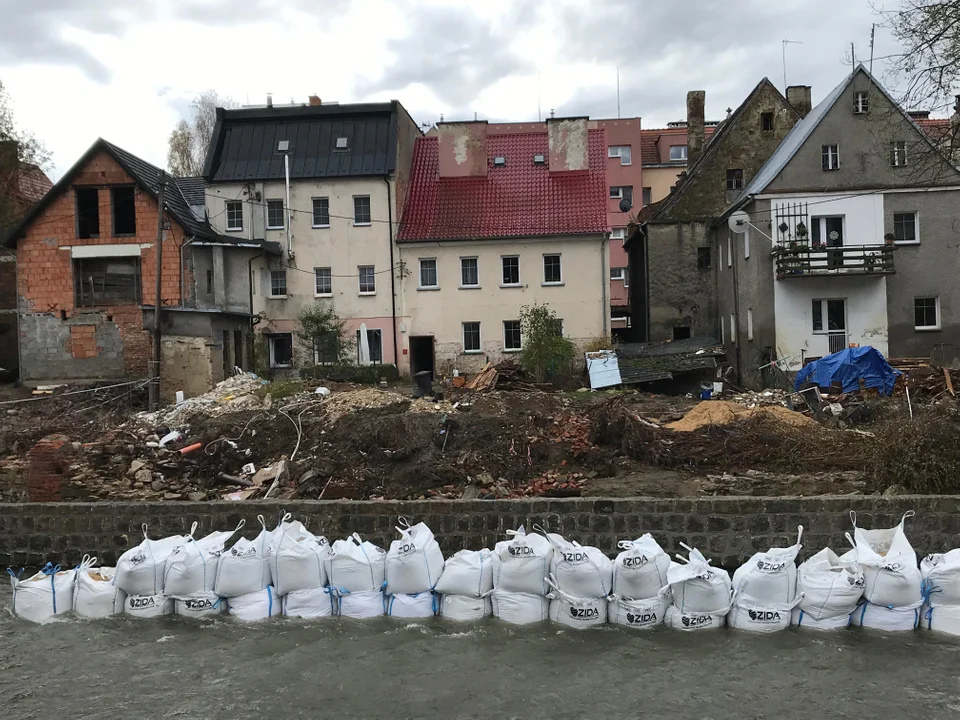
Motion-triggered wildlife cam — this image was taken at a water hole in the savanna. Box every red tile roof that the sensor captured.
[397,130,608,242]
[917,117,955,144]
[640,127,716,165]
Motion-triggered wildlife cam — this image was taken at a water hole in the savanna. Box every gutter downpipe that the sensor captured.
[284,154,292,255]
[384,175,398,368]
[601,232,609,337]
[178,235,196,307]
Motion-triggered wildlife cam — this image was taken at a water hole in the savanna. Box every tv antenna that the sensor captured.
[782,39,803,92]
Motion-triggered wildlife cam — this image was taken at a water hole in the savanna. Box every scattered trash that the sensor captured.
[159,430,182,447]
[315,387,331,396]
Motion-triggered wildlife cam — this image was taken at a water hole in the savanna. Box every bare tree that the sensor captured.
[0,78,51,236]
[166,90,238,177]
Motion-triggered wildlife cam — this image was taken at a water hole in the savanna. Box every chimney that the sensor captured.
[266,93,273,108]
[0,140,18,175]
[908,110,931,121]
[547,117,589,172]
[686,91,705,167]
[308,95,321,106]
[437,121,488,178]
[787,85,812,118]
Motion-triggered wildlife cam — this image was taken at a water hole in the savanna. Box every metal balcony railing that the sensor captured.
[828,333,848,354]
[775,245,894,279]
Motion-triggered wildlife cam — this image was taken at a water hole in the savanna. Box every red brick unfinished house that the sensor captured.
[3,138,275,397]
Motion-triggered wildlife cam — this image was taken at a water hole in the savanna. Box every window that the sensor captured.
[812,299,846,333]
[730,314,737,344]
[891,141,908,167]
[336,137,349,150]
[419,258,438,289]
[269,269,287,297]
[697,246,711,270]
[727,235,732,267]
[313,335,339,365]
[111,186,136,235]
[358,265,376,294]
[206,269,213,295]
[915,297,940,330]
[611,228,627,244]
[721,316,725,344]
[673,326,691,341]
[493,156,506,167]
[719,242,723,271]
[812,216,844,247]
[543,254,562,284]
[312,197,330,227]
[854,91,869,114]
[76,188,100,239]
[669,145,687,161]
[641,187,652,206]
[462,322,481,353]
[268,334,293,368]
[761,112,774,131]
[314,267,332,296]
[610,186,634,206]
[501,256,520,286]
[744,227,750,259]
[73,257,141,306]
[460,257,479,287]
[893,212,918,244]
[608,145,632,165]
[503,320,522,351]
[726,169,744,190]
[353,196,371,225]
[266,199,285,229]
[747,308,754,341]
[356,328,383,364]
[226,200,243,231]
[610,267,626,281]
[822,145,840,171]
[549,318,564,336]
[533,154,546,165]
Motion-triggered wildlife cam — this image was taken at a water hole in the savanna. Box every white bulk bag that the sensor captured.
[921,549,960,607]
[732,527,802,605]
[439,594,492,622]
[850,600,921,631]
[434,549,494,597]
[164,520,244,598]
[664,605,727,631]
[612,535,671,600]
[923,604,960,637]
[385,519,445,595]
[849,511,922,608]
[492,589,550,625]
[326,534,386,593]
[665,545,732,614]
[124,593,173,619]
[214,516,274,598]
[545,575,607,629]
[791,608,851,631]
[337,589,385,619]
[492,526,553,596]
[608,594,668,630]
[796,547,865,621]
[545,534,613,599]
[115,525,185,597]
[386,592,437,619]
[8,563,75,624]
[175,593,223,619]
[269,519,328,596]
[727,592,802,633]
[228,586,281,622]
[283,587,336,619]
[73,556,124,619]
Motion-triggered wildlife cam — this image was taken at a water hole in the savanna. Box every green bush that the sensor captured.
[300,364,400,384]
[519,302,575,383]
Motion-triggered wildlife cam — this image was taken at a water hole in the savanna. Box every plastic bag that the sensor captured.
[439,594,492,622]
[174,593,223,619]
[665,545,732,614]
[732,526,802,605]
[491,589,549,625]
[434,549,494,598]
[228,586,281,622]
[269,515,328,596]
[608,594,668,630]
[492,526,553,596]
[849,511,922,608]
[124,593,173,619]
[612,535,671,600]
[73,556,124,619]
[545,534,612,599]
[921,549,960,607]
[164,520,244,598]
[8,563,75,624]
[546,575,607,629]
[325,534,387,593]
[386,592,437,619]
[283,587,336,619]
[214,515,273,598]
[337,589,385,619]
[115,524,185,597]
[385,519,445,595]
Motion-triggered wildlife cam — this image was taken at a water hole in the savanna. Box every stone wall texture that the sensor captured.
[2,496,959,571]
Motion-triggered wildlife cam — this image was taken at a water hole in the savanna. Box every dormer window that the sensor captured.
[493,156,506,167]
[533,154,545,165]
[335,137,349,149]
[854,92,869,114]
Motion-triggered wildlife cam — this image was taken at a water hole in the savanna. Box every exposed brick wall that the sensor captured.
[1,496,958,570]
[25,435,71,502]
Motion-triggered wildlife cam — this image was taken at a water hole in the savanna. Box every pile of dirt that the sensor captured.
[666,400,818,432]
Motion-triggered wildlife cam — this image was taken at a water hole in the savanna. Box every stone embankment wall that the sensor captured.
[2,496,958,570]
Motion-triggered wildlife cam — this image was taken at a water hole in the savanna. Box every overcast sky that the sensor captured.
[0,0,914,179]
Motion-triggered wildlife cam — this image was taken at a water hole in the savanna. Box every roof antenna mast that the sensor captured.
[616,65,621,119]
[782,39,803,92]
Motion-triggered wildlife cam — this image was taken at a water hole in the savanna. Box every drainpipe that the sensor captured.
[178,235,196,307]
[730,231,743,385]
[248,250,263,322]
[601,233,609,337]
[283,154,293,256]
[384,175,398,367]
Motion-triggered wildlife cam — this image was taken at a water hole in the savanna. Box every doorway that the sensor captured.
[234,330,244,371]
[409,336,435,379]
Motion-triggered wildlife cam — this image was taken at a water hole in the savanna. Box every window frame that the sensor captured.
[641,187,652,206]
[812,298,847,334]
[730,314,737,345]
[610,267,626,281]
[608,145,632,166]
[353,195,372,226]
[914,296,941,331]
[267,333,294,369]
[269,269,287,298]
[266,199,285,230]
[73,256,142,307]
[501,255,521,287]
[668,145,687,161]
[110,185,137,237]
[312,197,330,228]
[503,319,522,352]
[854,91,869,114]
[358,265,376,294]
[891,141,908,168]
[459,256,480,288]
[697,246,712,270]
[725,168,744,191]
[225,200,243,232]
[356,328,383,364]
[418,257,439,290]
[314,267,332,297]
[893,211,919,245]
[75,187,101,239]
[822,145,840,171]
[761,112,774,131]
[747,308,754,342]
[542,253,562,285]
[610,227,627,244]
[462,321,482,353]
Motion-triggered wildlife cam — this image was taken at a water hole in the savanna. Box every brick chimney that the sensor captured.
[686,91,706,167]
[787,85,813,119]
[546,117,589,172]
[308,95,321,106]
[438,121,488,178]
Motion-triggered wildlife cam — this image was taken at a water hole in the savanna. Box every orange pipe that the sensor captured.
[179,443,203,455]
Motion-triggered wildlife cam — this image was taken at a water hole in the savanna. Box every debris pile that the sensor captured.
[664,401,818,432]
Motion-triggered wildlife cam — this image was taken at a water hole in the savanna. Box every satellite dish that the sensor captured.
[619,198,633,213]
[728,210,750,234]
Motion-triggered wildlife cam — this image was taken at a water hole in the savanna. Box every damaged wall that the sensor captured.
[646,221,716,341]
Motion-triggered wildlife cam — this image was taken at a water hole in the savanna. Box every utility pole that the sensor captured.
[148,174,166,411]
[869,24,876,73]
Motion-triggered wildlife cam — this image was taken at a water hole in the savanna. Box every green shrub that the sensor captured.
[519,302,575,383]
[300,364,400,384]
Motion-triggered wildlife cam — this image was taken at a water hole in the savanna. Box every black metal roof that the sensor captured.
[203,102,400,183]
[173,176,205,208]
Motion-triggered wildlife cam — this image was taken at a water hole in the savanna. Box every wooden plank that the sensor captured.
[945,368,955,397]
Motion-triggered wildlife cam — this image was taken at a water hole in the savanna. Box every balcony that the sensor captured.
[775,245,894,280]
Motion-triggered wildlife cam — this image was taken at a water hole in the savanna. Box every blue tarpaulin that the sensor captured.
[794,346,902,396]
